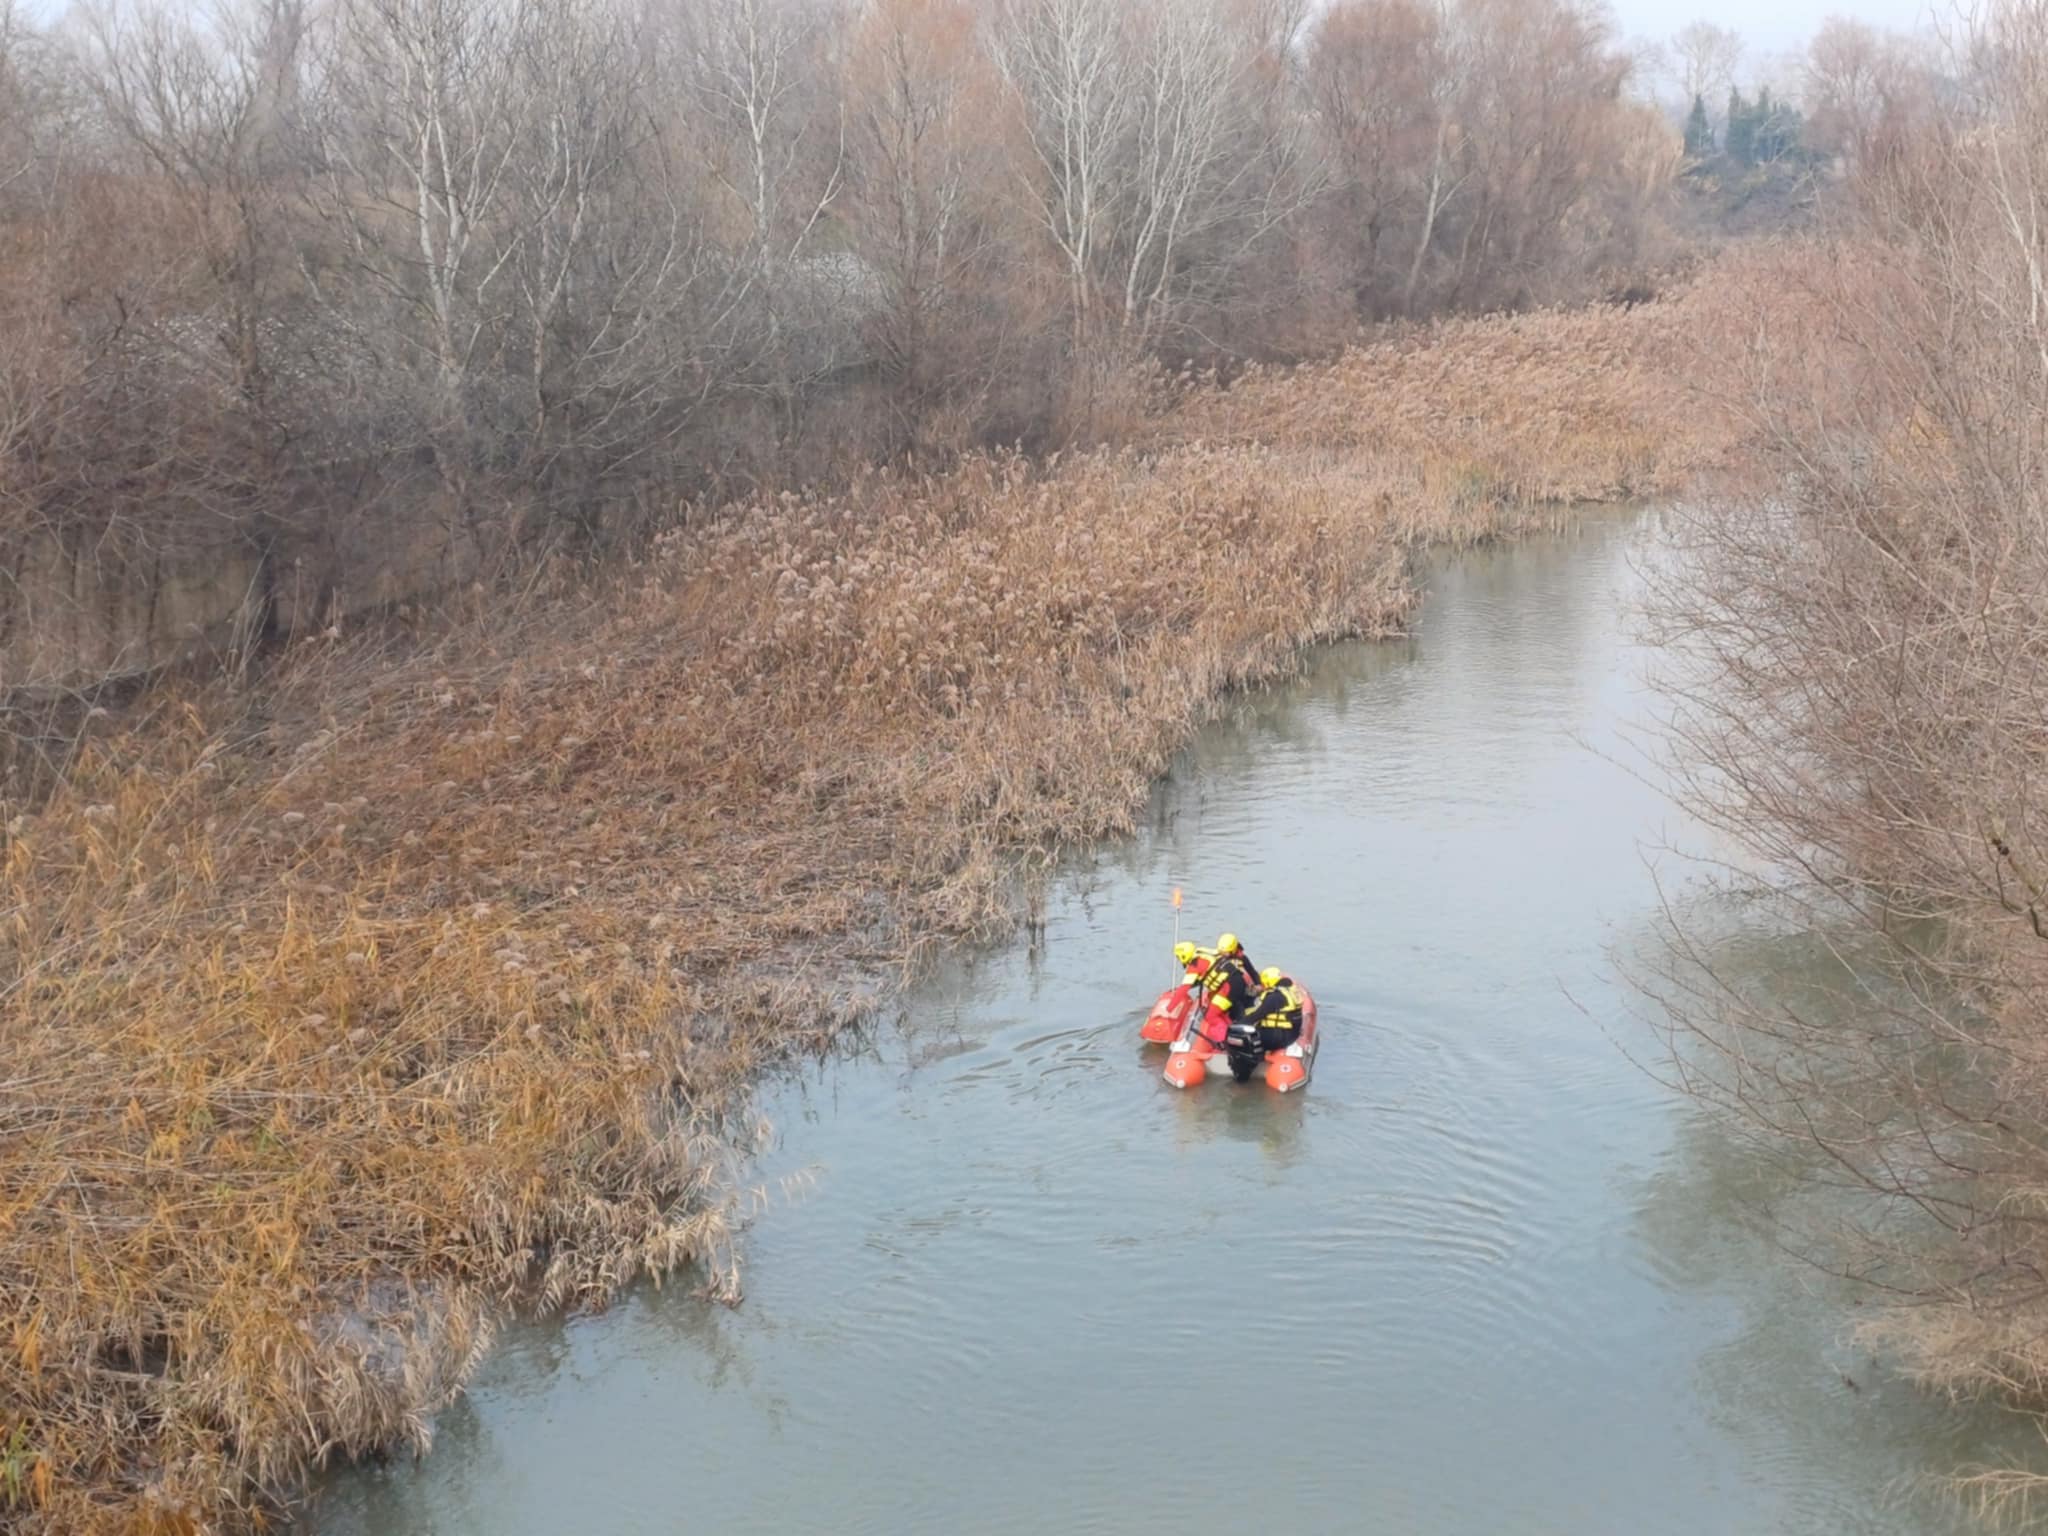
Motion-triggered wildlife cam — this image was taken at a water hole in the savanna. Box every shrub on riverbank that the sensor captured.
[0,290,1721,1534]
[1642,14,2048,1513]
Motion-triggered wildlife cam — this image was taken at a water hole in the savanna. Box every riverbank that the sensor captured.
[0,279,1742,1533]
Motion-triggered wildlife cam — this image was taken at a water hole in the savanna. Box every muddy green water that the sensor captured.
[314,512,2027,1536]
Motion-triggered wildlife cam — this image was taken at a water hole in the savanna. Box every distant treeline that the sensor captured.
[0,0,1689,684]
[1668,15,1943,170]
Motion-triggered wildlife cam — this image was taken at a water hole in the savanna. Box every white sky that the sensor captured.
[21,0,1959,87]
[1610,0,1951,59]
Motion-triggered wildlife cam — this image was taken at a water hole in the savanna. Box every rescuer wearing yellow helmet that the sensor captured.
[1205,932,1260,1016]
[1173,939,1219,988]
[1239,966,1306,1054]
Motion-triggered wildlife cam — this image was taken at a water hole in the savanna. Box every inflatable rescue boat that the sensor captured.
[1140,978,1318,1092]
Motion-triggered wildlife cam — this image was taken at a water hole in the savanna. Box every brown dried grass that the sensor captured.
[0,288,1727,1534]
[1160,276,1742,507]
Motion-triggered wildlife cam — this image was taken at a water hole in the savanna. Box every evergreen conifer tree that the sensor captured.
[1726,86,1757,164]
[1685,93,1715,158]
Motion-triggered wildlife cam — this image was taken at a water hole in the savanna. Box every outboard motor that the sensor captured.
[1224,1022,1264,1083]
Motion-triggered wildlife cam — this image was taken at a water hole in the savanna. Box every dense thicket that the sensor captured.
[0,0,1675,691]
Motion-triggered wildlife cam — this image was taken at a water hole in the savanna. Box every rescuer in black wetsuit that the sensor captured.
[1206,933,1261,1018]
[1237,967,1306,1054]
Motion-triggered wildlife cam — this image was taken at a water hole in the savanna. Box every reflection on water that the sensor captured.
[1632,1076,2038,1533]
[313,512,2022,1536]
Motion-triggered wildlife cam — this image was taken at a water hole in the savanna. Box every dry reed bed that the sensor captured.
[1163,276,1741,505]
[0,292,1721,1534]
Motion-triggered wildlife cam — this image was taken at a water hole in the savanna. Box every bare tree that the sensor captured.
[84,0,309,459]
[667,0,847,425]
[0,3,93,682]
[1804,15,1930,164]
[1441,0,1633,305]
[986,0,1135,351]
[1401,0,1468,312]
[500,0,709,532]
[1309,0,1440,307]
[0,1,78,211]
[302,0,537,539]
[14,0,321,658]
[1669,19,1743,128]
[1152,0,1326,351]
[1112,0,1238,341]
[840,0,1019,449]
[991,0,1320,357]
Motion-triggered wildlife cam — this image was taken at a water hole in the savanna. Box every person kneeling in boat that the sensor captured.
[1236,967,1305,1055]
[1174,940,1244,1004]
[1173,942,1227,1035]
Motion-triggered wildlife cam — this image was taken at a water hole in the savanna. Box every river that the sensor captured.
[312,510,2027,1535]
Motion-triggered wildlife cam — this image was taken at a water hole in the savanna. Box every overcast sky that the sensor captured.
[20,0,1958,85]
[1609,0,1951,58]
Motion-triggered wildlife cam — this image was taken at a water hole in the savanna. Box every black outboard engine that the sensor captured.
[1224,1022,1264,1083]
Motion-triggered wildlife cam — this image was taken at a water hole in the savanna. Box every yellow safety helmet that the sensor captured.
[1260,967,1282,988]
[1218,933,1241,954]
[1174,941,1197,966]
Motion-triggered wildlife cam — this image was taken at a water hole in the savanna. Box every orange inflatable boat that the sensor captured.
[1140,978,1319,1092]
[1140,980,1209,1045]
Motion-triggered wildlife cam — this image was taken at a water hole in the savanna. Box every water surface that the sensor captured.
[315,512,2022,1536]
